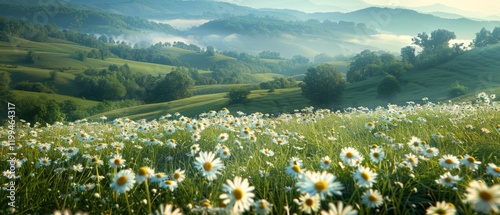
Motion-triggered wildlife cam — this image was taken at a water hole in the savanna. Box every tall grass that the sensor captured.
[1,93,499,214]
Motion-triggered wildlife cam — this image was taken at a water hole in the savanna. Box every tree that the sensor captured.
[0,72,14,124]
[25,50,38,64]
[205,46,215,56]
[400,46,416,65]
[346,50,381,82]
[412,29,456,52]
[377,75,401,102]
[147,70,194,103]
[473,27,492,48]
[227,87,251,104]
[301,63,346,106]
[447,80,468,98]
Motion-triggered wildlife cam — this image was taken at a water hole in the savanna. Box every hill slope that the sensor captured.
[94,44,500,120]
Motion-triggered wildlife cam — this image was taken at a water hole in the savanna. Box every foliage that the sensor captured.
[146,70,194,103]
[259,77,298,91]
[400,46,416,65]
[226,87,251,104]
[447,81,468,98]
[377,74,401,102]
[301,63,346,106]
[14,81,56,94]
[473,27,500,48]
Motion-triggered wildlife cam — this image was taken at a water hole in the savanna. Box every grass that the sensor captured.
[11,90,99,108]
[1,94,499,214]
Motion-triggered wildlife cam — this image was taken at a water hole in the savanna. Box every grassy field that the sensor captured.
[11,90,99,108]
[1,93,499,214]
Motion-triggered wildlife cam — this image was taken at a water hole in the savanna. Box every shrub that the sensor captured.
[448,81,468,98]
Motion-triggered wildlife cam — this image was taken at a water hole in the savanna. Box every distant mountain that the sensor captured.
[411,4,486,20]
[308,7,500,39]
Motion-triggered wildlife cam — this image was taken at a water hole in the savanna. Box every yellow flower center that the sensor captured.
[114,159,121,165]
[324,159,330,165]
[265,149,269,154]
[138,167,148,176]
[260,201,267,208]
[346,152,354,158]
[494,167,500,173]
[155,173,163,178]
[68,149,74,153]
[361,172,371,180]
[426,148,434,153]
[305,198,314,206]
[174,172,181,180]
[445,159,454,164]
[368,195,377,202]
[203,162,213,171]
[444,177,452,183]
[43,159,48,163]
[467,157,475,163]
[233,188,244,200]
[479,191,493,201]
[165,180,173,185]
[291,165,301,173]
[373,152,380,158]
[435,209,446,215]
[409,157,416,164]
[116,176,127,186]
[314,181,327,191]
[223,150,229,155]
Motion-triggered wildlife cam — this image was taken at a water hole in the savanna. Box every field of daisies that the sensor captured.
[1,92,500,215]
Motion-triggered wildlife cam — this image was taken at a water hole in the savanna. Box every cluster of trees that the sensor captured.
[192,15,377,38]
[260,77,298,91]
[74,64,196,103]
[473,27,500,48]
[300,64,346,106]
[0,4,177,34]
[346,50,412,83]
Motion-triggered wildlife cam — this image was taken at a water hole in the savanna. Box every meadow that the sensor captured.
[1,92,499,215]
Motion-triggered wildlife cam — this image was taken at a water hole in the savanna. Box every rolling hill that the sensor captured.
[91,44,500,120]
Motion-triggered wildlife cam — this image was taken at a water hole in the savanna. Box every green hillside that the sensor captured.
[92,44,500,120]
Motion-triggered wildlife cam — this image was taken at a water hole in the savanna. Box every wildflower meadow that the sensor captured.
[1,93,500,215]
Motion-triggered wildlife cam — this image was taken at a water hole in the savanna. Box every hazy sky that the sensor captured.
[363,0,500,16]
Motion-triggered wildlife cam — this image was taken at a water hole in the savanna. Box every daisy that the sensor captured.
[110,169,136,194]
[373,131,386,138]
[191,133,201,142]
[487,163,500,177]
[160,179,178,192]
[320,156,332,169]
[108,154,126,168]
[464,180,500,214]
[260,148,274,157]
[285,163,304,179]
[407,136,423,153]
[340,147,362,167]
[296,171,344,199]
[405,153,419,167]
[193,151,224,181]
[165,126,176,135]
[219,149,231,159]
[154,204,182,215]
[365,122,375,131]
[361,189,384,208]
[73,164,84,172]
[426,201,456,215]
[166,139,177,148]
[219,176,255,213]
[460,154,481,171]
[136,167,155,183]
[421,146,439,158]
[295,193,320,214]
[272,137,288,145]
[321,201,358,215]
[188,144,200,157]
[435,172,462,188]
[38,143,51,153]
[439,154,460,169]
[80,183,95,192]
[369,148,385,163]
[289,157,303,167]
[151,172,168,184]
[254,199,272,215]
[38,157,51,166]
[353,166,378,188]
[171,169,186,182]
[217,133,229,142]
